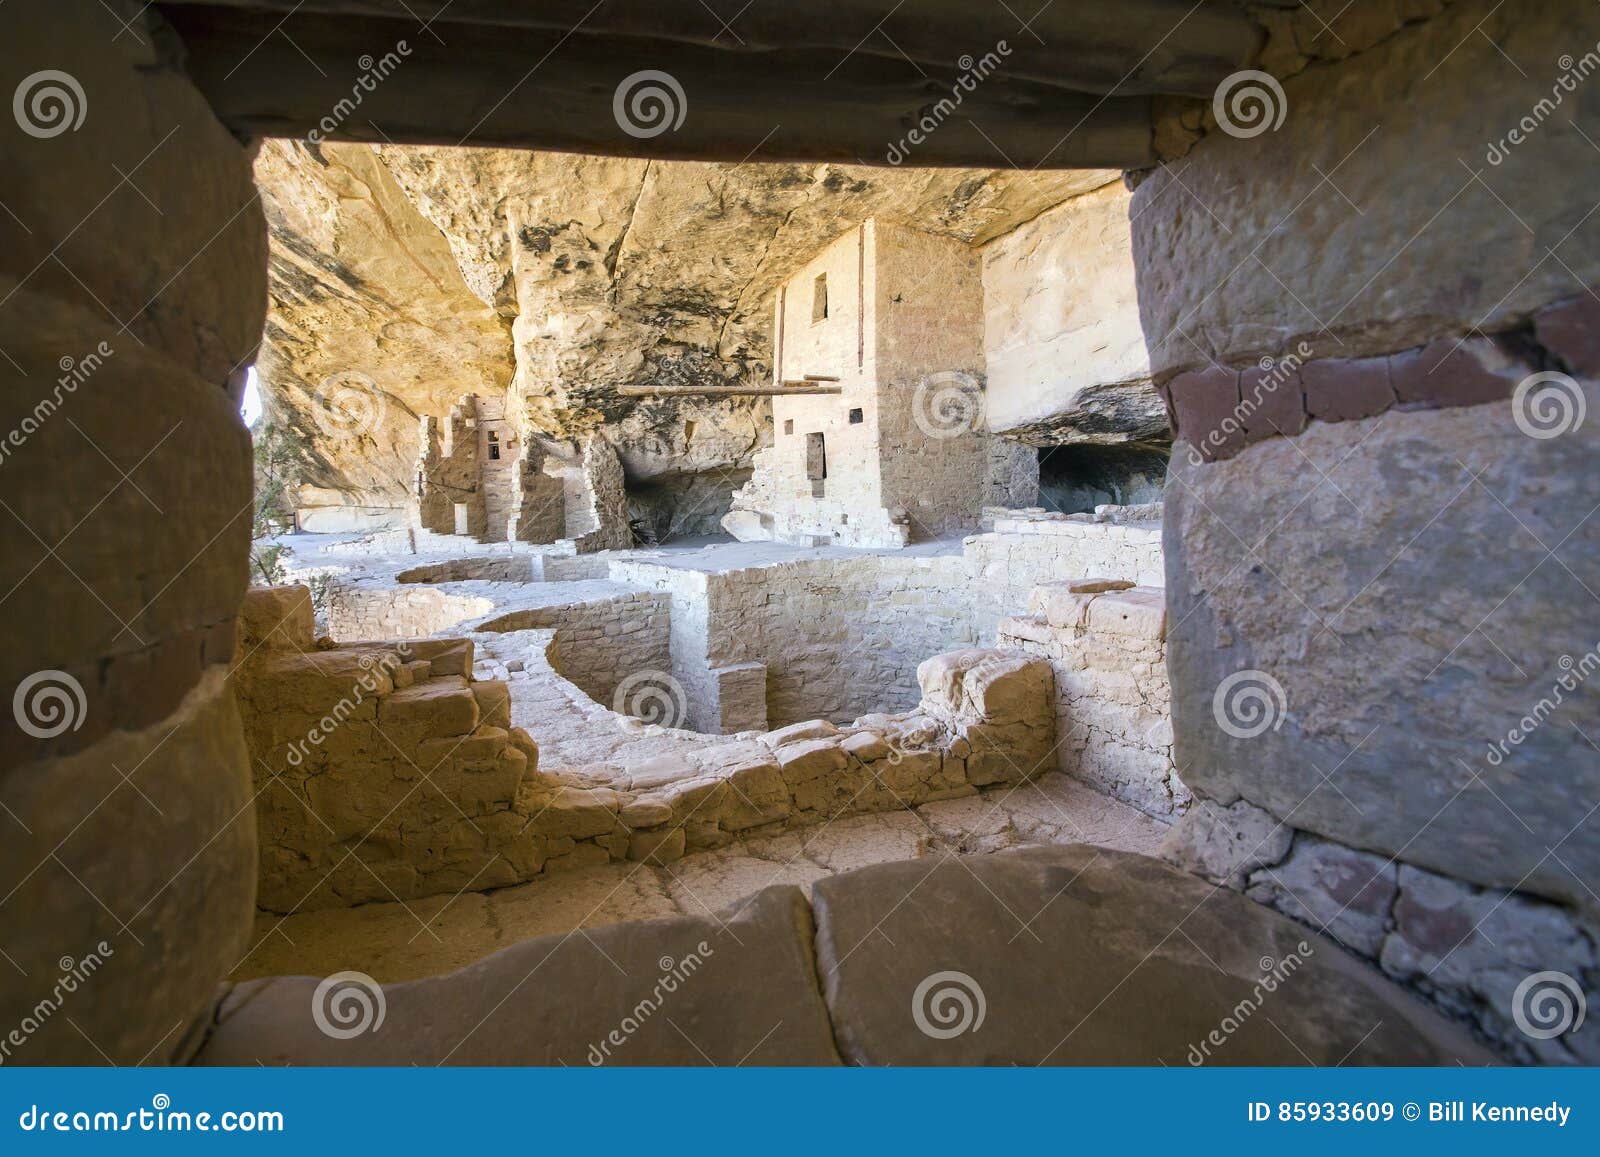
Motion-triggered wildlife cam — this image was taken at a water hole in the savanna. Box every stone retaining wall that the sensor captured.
[475,591,671,710]
[999,582,1182,818]
[235,587,1055,911]
[326,584,496,640]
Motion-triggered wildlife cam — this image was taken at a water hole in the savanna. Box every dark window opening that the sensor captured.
[1037,443,1170,514]
[848,407,863,424]
[812,274,828,322]
[805,431,826,496]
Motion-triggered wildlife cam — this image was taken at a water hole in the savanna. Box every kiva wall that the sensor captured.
[1144,0,1600,1062]
[0,2,264,1064]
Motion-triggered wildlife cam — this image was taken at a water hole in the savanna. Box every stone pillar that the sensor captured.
[1139,0,1599,1061]
[0,1,266,1063]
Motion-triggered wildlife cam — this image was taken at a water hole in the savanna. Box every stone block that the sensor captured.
[418,725,508,767]
[1245,835,1396,960]
[197,886,840,1065]
[619,797,673,827]
[1166,366,1243,459]
[628,826,688,865]
[1084,587,1166,640]
[1388,337,1522,408]
[625,753,697,790]
[532,786,622,839]
[1030,584,1095,630]
[1301,355,1395,421]
[1159,798,1292,889]
[1238,361,1307,441]
[470,680,512,729]
[766,719,840,746]
[840,731,890,762]
[1534,290,1600,378]
[964,653,1052,727]
[507,726,539,770]
[239,586,314,651]
[776,738,848,784]
[378,678,478,736]
[406,638,475,676]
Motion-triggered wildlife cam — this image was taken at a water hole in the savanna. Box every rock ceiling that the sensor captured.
[254,140,1114,509]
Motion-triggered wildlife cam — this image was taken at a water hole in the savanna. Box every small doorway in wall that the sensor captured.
[812,274,828,322]
[805,431,827,497]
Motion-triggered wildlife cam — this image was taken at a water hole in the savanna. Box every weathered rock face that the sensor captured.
[1136,0,1600,1063]
[254,142,515,527]
[253,142,1112,529]
[1,0,262,1064]
[981,181,1166,445]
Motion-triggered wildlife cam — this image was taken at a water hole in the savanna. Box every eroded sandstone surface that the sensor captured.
[256,142,1118,529]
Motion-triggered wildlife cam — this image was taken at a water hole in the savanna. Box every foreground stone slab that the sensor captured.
[811,846,1493,1066]
[197,886,840,1066]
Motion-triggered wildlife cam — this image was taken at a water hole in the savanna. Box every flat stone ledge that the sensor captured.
[196,885,840,1066]
[810,846,1493,1066]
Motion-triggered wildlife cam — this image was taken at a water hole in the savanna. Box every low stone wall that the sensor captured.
[1162,800,1600,1065]
[611,553,980,732]
[475,591,670,709]
[966,512,1164,640]
[397,556,538,584]
[235,586,1055,912]
[998,581,1183,818]
[325,584,495,639]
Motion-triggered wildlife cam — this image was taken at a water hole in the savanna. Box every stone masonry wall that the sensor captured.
[999,582,1183,818]
[326,585,495,640]
[966,511,1164,641]
[235,588,1055,912]
[475,591,671,710]
[613,514,1164,736]
[0,0,264,1064]
[1139,0,1600,1063]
